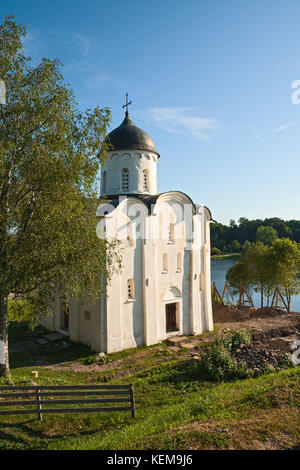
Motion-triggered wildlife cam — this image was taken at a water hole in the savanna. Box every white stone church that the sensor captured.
[45,100,214,353]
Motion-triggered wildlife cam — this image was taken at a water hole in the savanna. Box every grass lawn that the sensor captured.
[0,321,299,450]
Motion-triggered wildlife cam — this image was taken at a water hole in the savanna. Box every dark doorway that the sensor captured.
[166,303,178,332]
[60,301,69,331]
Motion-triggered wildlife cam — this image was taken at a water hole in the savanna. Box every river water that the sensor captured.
[211,257,300,312]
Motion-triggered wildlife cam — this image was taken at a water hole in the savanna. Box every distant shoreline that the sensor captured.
[211,253,240,259]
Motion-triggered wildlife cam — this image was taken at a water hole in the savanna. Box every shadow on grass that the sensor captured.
[0,412,131,449]
[0,418,42,449]
[9,340,93,369]
[8,321,93,369]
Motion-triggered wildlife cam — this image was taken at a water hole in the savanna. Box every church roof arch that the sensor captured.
[153,191,197,215]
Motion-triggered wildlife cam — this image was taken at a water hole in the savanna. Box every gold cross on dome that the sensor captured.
[122,93,132,115]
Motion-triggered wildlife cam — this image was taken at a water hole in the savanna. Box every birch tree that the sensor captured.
[0,17,121,376]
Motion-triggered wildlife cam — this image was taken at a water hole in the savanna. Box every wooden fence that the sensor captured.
[212,282,289,311]
[0,384,135,421]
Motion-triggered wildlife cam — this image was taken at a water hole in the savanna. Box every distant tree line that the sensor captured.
[211,217,300,255]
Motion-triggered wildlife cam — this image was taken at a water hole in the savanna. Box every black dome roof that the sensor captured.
[106,113,159,157]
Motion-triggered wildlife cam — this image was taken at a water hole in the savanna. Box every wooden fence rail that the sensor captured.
[212,282,288,311]
[0,384,135,421]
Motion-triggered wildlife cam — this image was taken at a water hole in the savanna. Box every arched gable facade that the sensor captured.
[45,111,213,353]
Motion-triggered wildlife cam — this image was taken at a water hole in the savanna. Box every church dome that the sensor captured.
[106,113,160,157]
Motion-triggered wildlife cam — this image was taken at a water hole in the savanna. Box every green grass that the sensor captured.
[211,253,241,259]
[0,321,299,450]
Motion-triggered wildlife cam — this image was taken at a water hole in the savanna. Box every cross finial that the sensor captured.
[122,93,132,116]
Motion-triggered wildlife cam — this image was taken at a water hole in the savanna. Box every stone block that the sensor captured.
[269,335,299,352]
[44,333,65,342]
[166,336,189,346]
[35,338,50,345]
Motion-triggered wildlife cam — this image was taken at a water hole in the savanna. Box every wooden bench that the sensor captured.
[0,384,135,421]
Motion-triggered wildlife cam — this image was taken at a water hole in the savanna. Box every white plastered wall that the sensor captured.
[100,150,158,196]
[102,192,214,353]
[43,193,213,353]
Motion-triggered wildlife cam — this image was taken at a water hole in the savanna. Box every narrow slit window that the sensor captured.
[121,168,129,192]
[143,169,149,191]
[163,253,168,272]
[127,279,135,299]
[177,253,182,272]
[169,223,175,242]
[199,273,204,291]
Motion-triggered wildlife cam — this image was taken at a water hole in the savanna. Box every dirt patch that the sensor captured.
[43,345,177,378]
[212,302,292,323]
[234,342,291,371]
[211,306,300,372]
[213,303,300,337]
[44,358,126,373]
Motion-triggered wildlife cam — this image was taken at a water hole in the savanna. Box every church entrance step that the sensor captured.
[166,336,190,346]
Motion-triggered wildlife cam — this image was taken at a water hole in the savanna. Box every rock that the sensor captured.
[96,352,106,364]
[269,335,299,353]
[35,338,50,345]
[166,336,189,346]
[43,333,65,342]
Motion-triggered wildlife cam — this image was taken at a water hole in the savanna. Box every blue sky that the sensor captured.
[1,0,300,224]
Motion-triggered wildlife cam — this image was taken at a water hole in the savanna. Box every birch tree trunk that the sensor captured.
[0,297,10,377]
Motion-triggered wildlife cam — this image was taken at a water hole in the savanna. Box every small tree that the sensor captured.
[227,242,274,307]
[241,240,252,253]
[269,238,300,312]
[245,243,276,307]
[226,257,252,294]
[230,240,241,253]
[0,18,122,376]
[255,225,278,246]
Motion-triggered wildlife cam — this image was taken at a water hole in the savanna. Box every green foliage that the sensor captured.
[226,257,252,290]
[211,247,222,255]
[226,238,300,309]
[196,343,249,382]
[0,17,122,364]
[7,299,35,324]
[211,217,299,252]
[255,225,278,246]
[241,240,252,253]
[196,331,250,382]
[268,238,300,310]
[215,329,251,351]
[227,242,271,306]
[230,240,241,252]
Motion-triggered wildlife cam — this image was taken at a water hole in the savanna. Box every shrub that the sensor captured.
[211,247,222,255]
[196,330,250,382]
[215,329,251,351]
